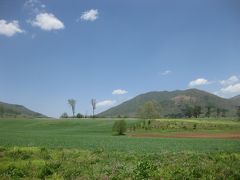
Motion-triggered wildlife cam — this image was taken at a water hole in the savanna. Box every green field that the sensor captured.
[0,118,240,179]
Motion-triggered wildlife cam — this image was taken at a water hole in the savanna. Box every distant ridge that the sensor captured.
[0,101,47,118]
[98,89,240,118]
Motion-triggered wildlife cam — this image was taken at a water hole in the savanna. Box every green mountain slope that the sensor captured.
[230,95,240,106]
[98,89,240,118]
[0,102,46,118]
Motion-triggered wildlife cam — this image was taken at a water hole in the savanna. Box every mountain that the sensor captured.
[230,95,240,106]
[0,101,47,118]
[98,89,240,118]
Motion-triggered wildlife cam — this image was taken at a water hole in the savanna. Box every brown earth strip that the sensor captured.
[130,133,240,139]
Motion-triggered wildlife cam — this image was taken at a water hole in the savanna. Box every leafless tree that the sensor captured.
[68,99,76,117]
[91,99,97,118]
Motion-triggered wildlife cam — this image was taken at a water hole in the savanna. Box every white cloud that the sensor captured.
[31,13,64,31]
[0,20,24,37]
[220,75,239,86]
[112,89,128,95]
[96,100,116,107]
[189,78,210,87]
[80,9,98,21]
[161,70,172,75]
[220,83,240,94]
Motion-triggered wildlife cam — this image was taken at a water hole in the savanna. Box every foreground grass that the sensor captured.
[0,147,240,179]
[0,118,239,153]
[0,118,240,179]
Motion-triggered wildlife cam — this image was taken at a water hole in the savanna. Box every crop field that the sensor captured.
[0,118,240,179]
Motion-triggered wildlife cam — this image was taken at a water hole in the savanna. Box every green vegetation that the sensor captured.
[129,118,240,133]
[112,119,127,135]
[138,101,161,119]
[0,118,239,179]
[0,147,239,179]
[0,102,46,118]
[99,89,240,118]
[0,118,239,152]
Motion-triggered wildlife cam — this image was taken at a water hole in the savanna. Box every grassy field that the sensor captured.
[0,118,240,179]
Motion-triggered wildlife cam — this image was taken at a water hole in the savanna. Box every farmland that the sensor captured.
[0,118,240,179]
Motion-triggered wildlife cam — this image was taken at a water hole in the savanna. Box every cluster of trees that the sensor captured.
[60,98,97,119]
[138,101,161,119]
[137,101,240,120]
[181,105,229,118]
[112,120,127,135]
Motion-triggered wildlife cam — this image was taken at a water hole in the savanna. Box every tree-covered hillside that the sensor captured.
[99,89,240,118]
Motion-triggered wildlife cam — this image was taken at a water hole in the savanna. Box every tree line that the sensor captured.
[138,101,240,120]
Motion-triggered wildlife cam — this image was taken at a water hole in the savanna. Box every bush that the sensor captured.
[133,159,157,179]
[76,113,83,118]
[60,112,68,118]
[112,120,127,135]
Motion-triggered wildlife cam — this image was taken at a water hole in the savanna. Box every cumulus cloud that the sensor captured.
[0,20,24,37]
[112,89,128,95]
[96,100,116,107]
[220,83,240,94]
[189,78,210,87]
[80,9,99,21]
[31,13,64,31]
[220,75,239,86]
[161,70,172,75]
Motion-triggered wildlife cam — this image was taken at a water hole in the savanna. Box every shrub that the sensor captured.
[133,159,157,179]
[4,165,27,178]
[60,112,68,118]
[8,149,31,160]
[76,113,83,118]
[112,120,127,135]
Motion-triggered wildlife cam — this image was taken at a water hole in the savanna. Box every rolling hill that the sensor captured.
[0,101,46,118]
[98,89,240,118]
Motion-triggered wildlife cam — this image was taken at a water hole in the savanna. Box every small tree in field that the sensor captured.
[112,120,127,135]
[138,101,161,119]
[68,99,76,117]
[91,99,97,118]
[60,112,68,118]
[76,113,83,118]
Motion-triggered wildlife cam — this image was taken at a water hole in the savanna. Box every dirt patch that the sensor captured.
[130,132,240,139]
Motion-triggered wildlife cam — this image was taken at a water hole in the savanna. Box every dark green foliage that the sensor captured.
[8,149,31,160]
[76,113,83,118]
[138,101,161,119]
[60,112,68,118]
[193,105,202,118]
[134,159,157,179]
[182,105,193,118]
[205,106,212,118]
[112,120,127,135]
[4,165,28,178]
[38,161,61,178]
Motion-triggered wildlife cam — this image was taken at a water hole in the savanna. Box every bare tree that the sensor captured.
[91,99,96,118]
[68,99,76,117]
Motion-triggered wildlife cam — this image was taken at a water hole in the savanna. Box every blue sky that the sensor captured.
[1,0,240,117]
